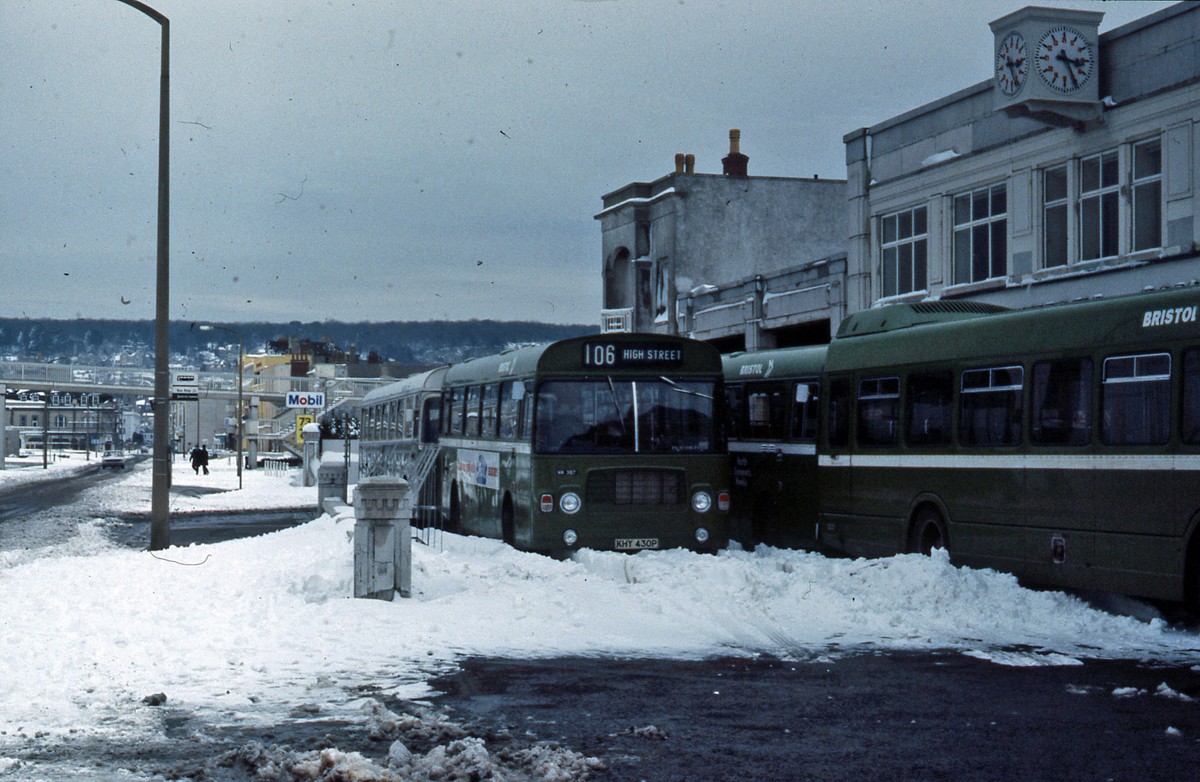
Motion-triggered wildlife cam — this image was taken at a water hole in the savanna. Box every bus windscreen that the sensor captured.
[535,378,717,455]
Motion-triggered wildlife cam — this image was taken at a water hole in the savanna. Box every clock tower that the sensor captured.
[990,6,1103,123]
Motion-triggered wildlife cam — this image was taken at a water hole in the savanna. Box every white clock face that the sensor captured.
[1037,25,1095,94]
[995,32,1028,96]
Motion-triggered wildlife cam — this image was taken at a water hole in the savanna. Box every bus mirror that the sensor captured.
[513,382,526,401]
[795,385,810,404]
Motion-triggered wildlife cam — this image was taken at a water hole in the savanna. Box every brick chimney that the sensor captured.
[722,128,748,177]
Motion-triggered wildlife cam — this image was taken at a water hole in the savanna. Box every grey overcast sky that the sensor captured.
[0,0,1177,325]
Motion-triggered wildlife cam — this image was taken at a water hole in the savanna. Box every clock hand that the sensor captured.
[1056,50,1081,87]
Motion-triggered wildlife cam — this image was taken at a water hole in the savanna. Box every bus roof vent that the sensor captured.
[837,301,1008,339]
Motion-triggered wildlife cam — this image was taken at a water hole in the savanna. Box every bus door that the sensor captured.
[741,381,789,544]
[819,375,855,536]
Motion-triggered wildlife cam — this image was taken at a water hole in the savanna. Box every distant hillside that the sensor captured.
[0,317,598,368]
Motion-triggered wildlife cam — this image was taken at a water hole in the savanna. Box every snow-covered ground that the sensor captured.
[1,457,1198,779]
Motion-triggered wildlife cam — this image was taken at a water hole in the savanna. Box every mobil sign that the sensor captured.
[286,391,325,409]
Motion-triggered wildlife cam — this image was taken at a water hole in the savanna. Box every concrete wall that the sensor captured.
[598,171,846,341]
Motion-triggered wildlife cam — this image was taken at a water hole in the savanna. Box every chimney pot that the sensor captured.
[675,153,685,173]
[684,153,695,174]
[722,129,748,178]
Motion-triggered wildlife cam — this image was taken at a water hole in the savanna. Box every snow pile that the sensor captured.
[0,455,94,489]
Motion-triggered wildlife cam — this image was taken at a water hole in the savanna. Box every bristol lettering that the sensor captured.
[1142,306,1198,328]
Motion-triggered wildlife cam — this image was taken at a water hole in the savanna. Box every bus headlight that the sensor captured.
[692,491,712,513]
[695,527,710,544]
[563,529,579,546]
[559,492,582,514]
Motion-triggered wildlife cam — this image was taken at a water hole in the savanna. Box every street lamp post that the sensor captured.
[114,0,171,550]
[200,325,244,490]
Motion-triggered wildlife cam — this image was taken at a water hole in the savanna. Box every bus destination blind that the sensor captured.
[582,341,684,368]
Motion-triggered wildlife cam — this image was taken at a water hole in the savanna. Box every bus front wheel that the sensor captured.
[909,508,947,556]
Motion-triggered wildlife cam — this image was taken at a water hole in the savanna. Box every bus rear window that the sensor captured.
[1102,352,1170,445]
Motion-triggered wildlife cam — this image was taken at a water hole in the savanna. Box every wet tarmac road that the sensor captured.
[431,653,1200,782]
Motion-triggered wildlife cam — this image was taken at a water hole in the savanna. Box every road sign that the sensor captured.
[296,414,315,443]
[170,372,199,401]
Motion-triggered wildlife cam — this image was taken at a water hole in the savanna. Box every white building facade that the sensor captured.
[846,3,1200,313]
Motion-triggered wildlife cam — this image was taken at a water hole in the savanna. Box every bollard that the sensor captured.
[317,455,348,512]
[352,476,412,600]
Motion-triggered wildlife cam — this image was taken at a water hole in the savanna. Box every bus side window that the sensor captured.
[790,381,819,441]
[466,386,482,437]
[857,377,900,447]
[1102,353,1171,446]
[725,384,744,440]
[1185,349,1200,445]
[960,366,1023,446]
[446,388,464,435]
[1032,358,1092,446]
[520,383,533,441]
[481,384,499,438]
[746,382,787,440]
[421,397,441,443]
[906,372,952,447]
[499,381,521,440]
[827,377,852,448]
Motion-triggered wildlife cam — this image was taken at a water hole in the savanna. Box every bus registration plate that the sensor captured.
[615,537,660,551]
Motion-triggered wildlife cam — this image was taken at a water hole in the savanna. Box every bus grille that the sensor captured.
[587,469,684,507]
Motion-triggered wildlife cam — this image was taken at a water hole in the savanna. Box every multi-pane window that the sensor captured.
[1102,353,1170,445]
[960,366,1023,446]
[880,206,928,297]
[1080,149,1119,260]
[1132,139,1162,252]
[953,184,1008,283]
[1043,165,1069,268]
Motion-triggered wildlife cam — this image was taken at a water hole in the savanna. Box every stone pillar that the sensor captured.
[845,127,874,315]
[353,476,413,600]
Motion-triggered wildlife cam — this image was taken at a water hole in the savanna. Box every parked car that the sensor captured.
[101,450,126,470]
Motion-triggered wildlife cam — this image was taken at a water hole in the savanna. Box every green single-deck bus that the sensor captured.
[437,333,729,554]
[723,345,827,549]
[816,285,1200,608]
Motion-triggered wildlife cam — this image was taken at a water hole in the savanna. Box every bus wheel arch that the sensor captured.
[501,492,515,546]
[907,499,950,556]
